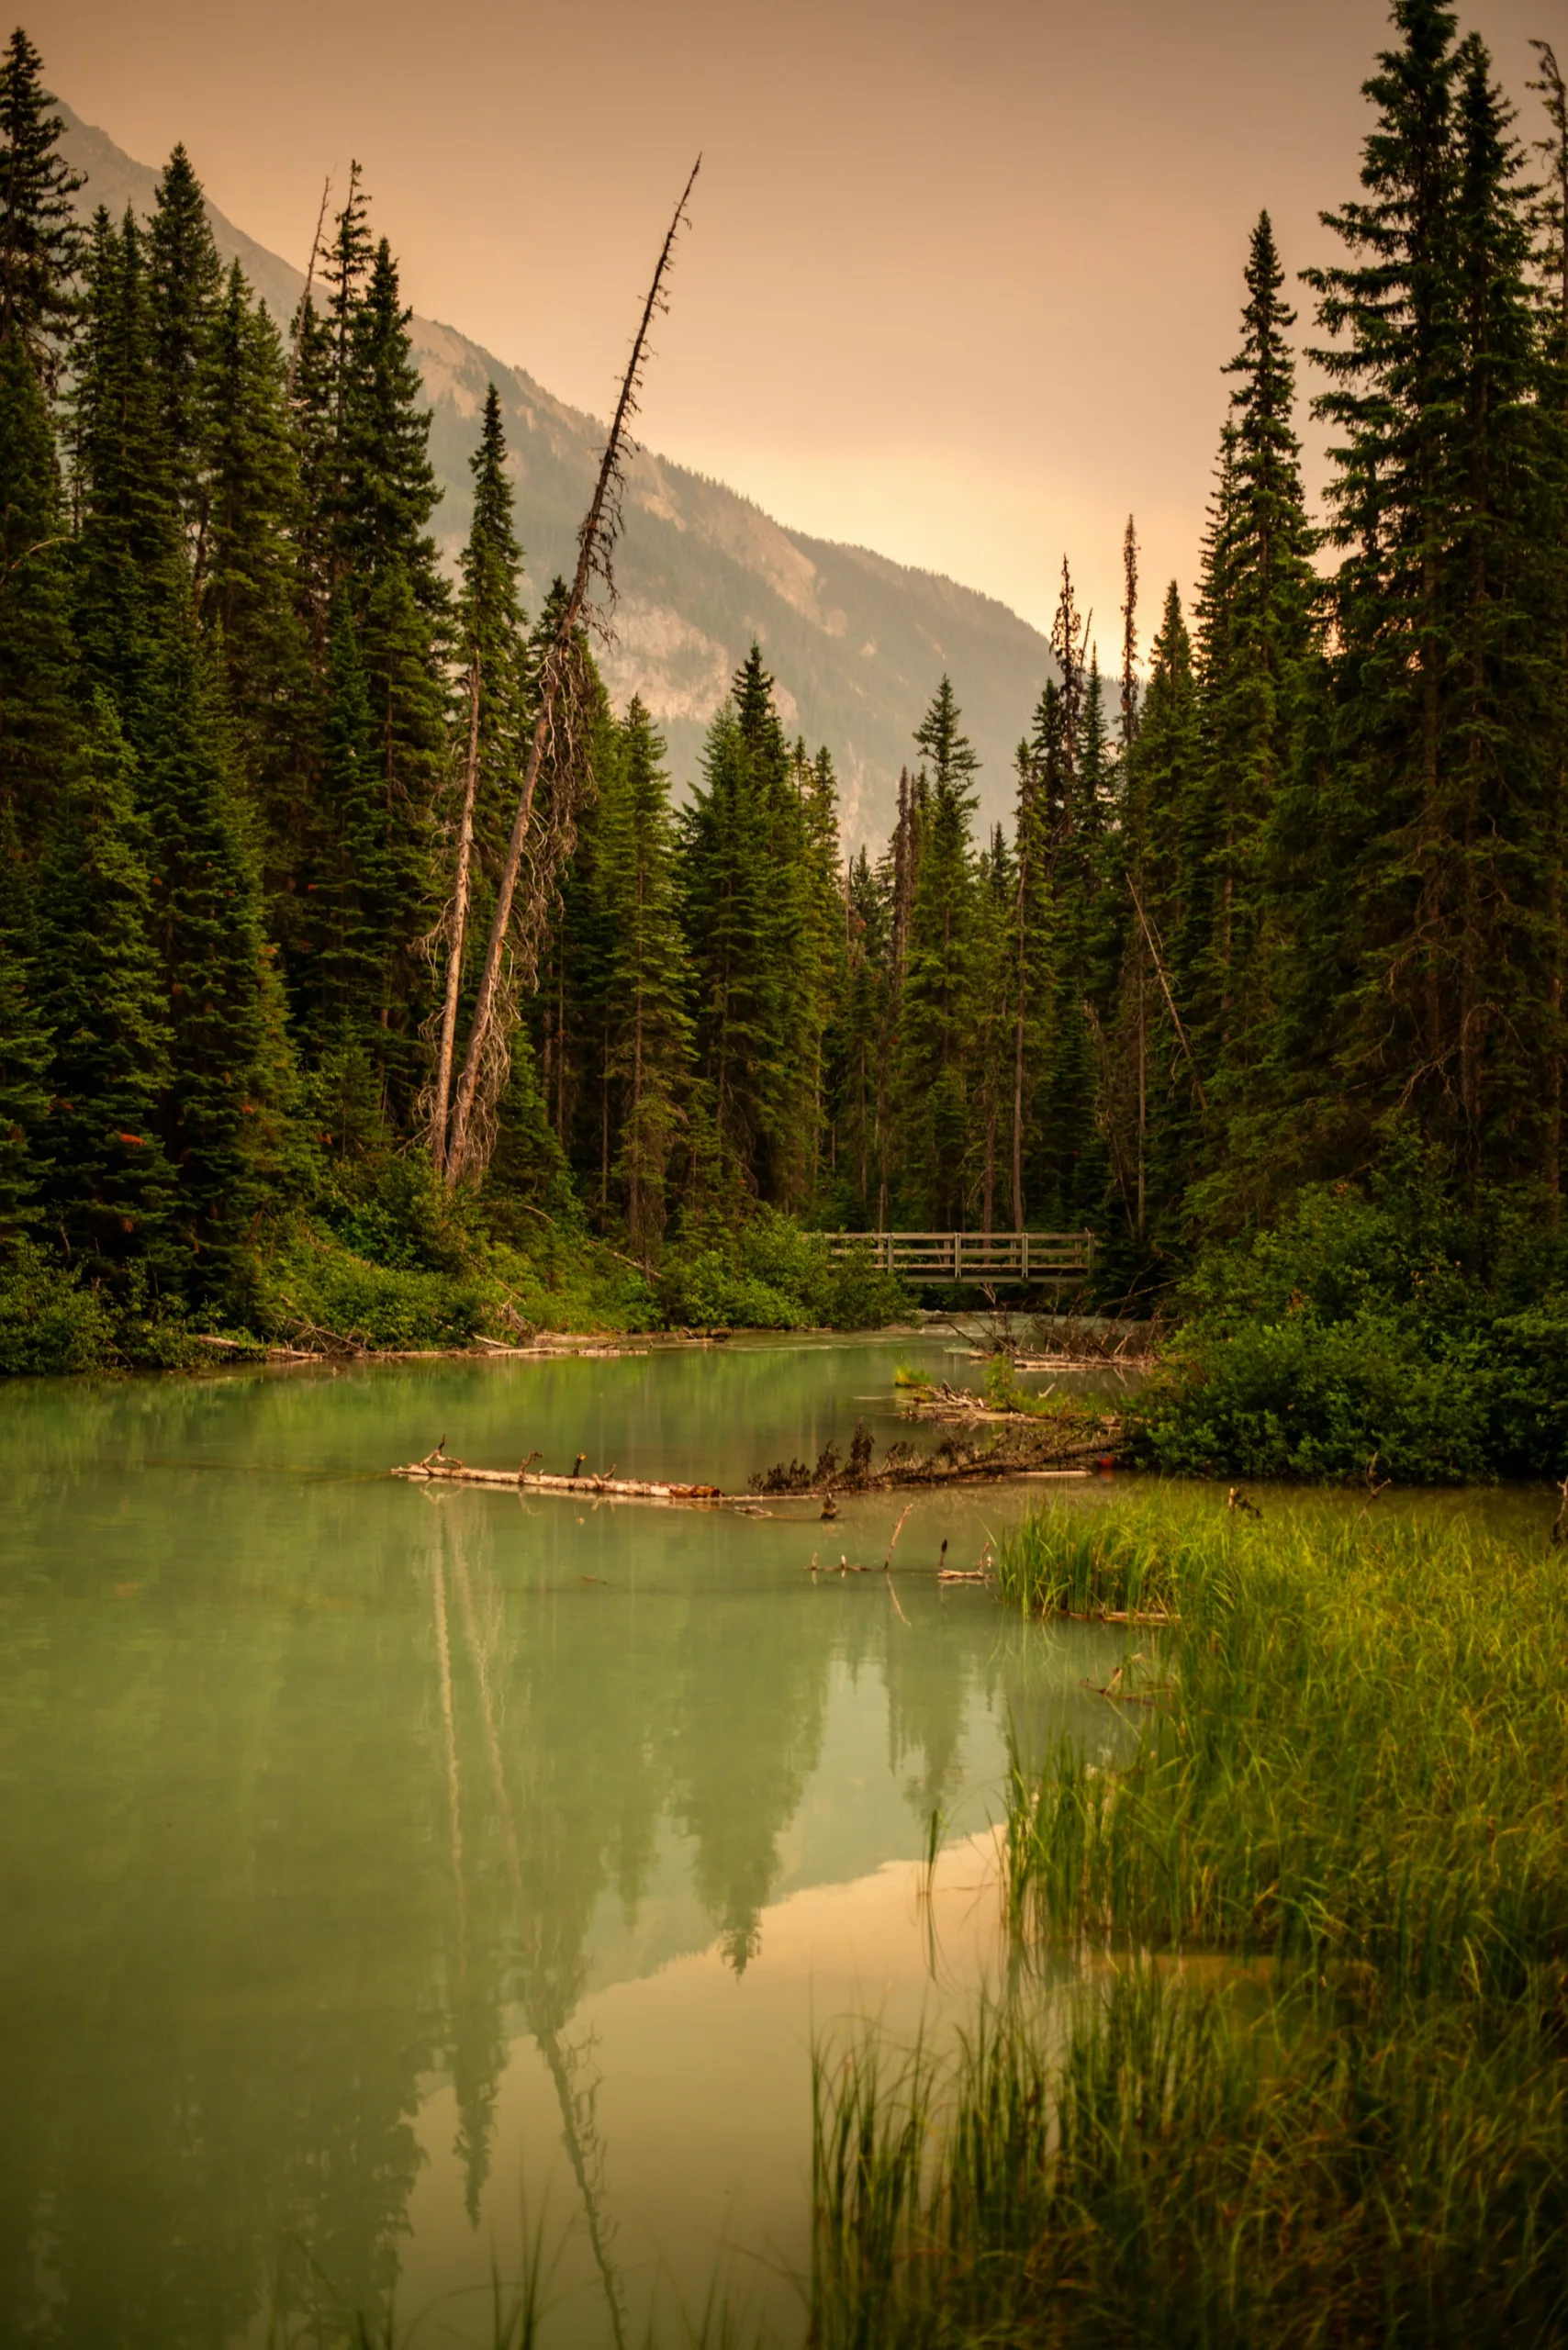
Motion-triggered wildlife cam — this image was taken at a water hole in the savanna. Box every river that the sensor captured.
[0,1332,1139,2349]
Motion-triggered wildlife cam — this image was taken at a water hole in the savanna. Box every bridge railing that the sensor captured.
[819,1230,1094,1282]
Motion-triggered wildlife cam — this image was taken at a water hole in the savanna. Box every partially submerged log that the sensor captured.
[394,1440,723,1505]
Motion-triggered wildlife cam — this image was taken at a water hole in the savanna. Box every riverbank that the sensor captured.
[0,1205,915,1377]
[812,1491,1568,2347]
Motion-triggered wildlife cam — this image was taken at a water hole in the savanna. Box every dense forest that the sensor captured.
[1,6,1566,1472]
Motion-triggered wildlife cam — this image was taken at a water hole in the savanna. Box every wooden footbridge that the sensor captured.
[823,1230,1094,1285]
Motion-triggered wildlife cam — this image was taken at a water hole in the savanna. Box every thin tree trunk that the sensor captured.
[1137,946,1148,1235]
[444,159,700,1185]
[431,657,481,1171]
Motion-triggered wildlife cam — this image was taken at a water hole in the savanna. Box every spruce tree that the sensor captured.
[678,698,775,1198]
[596,698,692,1258]
[338,234,447,1084]
[148,143,222,564]
[0,27,84,387]
[0,808,50,1248]
[200,263,308,847]
[431,382,529,1167]
[1185,214,1316,1222]
[1530,40,1568,1203]
[897,678,979,1224]
[830,846,893,1223]
[1305,1,1551,1183]
[139,614,274,1299]
[35,695,174,1282]
[300,590,386,1054]
[71,207,181,711]
[0,321,75,848]
[1108,583,1201,1250]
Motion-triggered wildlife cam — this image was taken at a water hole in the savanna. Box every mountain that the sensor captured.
[58,103,1054,845]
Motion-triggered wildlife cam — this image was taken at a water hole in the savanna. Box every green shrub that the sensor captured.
[657,1211,909,1331]
[1138,1176,1568,1481]
[262,1227,489,1351]
[0,1242,117,1375]
[657,1245,801,1330]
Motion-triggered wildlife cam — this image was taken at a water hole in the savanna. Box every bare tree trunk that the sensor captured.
[1137,946,1148,1235]
[982,1093,996,1236]
[442,159,700,1185]
[285,172,332,402]
[431,659,481,1171]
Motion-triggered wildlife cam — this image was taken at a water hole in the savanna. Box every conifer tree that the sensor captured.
[1305,1,1550,1181]
[678,649,801,1202]
[1184,213,1316,1196]
[0,320,75,847]
[300,590,386,1055]
[0,808,50,1247]
[796,744,847,1202]
[1108,583,1201,1248]
[71,207,181,711]
[897,678,979,1224]
[35,696,174,1282]
[199,263,308,838]
[831,846,893,1222]
[0,27,83,387]
[1530,39,1568,1202]
[971,822,1014,1231]
[139,615,274,1296]
[339,234,447,1079]
[678,698,775,1197]
[148,144,221,563]
[431,383,528,1168]
[596,699,692,1257]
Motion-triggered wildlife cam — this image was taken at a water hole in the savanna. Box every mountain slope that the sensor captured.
[59,103,1052,842]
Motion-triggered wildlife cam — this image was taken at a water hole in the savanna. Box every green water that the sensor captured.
[0,1335,1130,2349]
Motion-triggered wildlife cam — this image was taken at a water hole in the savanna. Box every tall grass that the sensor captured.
[994,1496,1193,1617]
[1007,1501,1568,1999]
[812,1969,1568,2348]
[812,1495,1568,2346]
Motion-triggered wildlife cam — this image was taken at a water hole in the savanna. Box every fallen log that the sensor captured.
[394,1458,725,1504]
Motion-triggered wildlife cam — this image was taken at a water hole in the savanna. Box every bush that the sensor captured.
[657,1211,909,1331]
[0,1242,117,1375]
[1137,1171,1568,1481]
[261,1226,490,1351]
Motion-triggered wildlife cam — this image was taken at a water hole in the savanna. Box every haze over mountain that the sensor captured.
[60,101,1055,845]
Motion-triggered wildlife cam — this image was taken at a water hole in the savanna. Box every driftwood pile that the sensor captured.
[748,1414,1113,1498]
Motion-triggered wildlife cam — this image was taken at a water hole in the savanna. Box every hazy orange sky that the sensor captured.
[28,0,1560,655]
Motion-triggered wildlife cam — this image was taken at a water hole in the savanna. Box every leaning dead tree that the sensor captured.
[437,158,702,1187]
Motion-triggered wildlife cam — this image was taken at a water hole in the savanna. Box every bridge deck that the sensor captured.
[822,1230,1094,1283]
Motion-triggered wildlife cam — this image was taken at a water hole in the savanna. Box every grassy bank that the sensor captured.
[0,1187,911,1375]
[812,1496,1568,2346]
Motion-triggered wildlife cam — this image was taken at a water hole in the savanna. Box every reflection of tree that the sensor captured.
[884,1592,974,1825]
[663,1588,832,1975]
[0,1406,1032,2347]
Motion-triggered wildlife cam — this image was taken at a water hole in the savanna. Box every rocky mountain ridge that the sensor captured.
[58,102,1054,843]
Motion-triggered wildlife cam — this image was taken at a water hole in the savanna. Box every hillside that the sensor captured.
[58,103,1055,843]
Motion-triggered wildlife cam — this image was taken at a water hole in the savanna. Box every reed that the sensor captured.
[1008,1499,1568,2003]
[812,1494,1568,2345]
[812,1968,1568,2348]
[994,1494,1199,1617]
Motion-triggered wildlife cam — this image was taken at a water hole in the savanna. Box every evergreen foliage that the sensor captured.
[3,9,1568,1438]
[0,25,82,383]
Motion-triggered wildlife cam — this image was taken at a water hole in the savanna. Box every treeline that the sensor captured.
[2,4,1567,1393]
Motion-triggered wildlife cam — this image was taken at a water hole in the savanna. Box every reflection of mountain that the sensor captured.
[0,1364,1116,2344]
[54,104,1054,844]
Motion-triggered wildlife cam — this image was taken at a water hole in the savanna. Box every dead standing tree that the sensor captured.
[438,159,702,1187]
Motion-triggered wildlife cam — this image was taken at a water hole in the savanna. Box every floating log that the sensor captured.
[393,1448,723,1505]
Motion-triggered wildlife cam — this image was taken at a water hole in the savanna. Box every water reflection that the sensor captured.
[0,1344,1126,2347]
